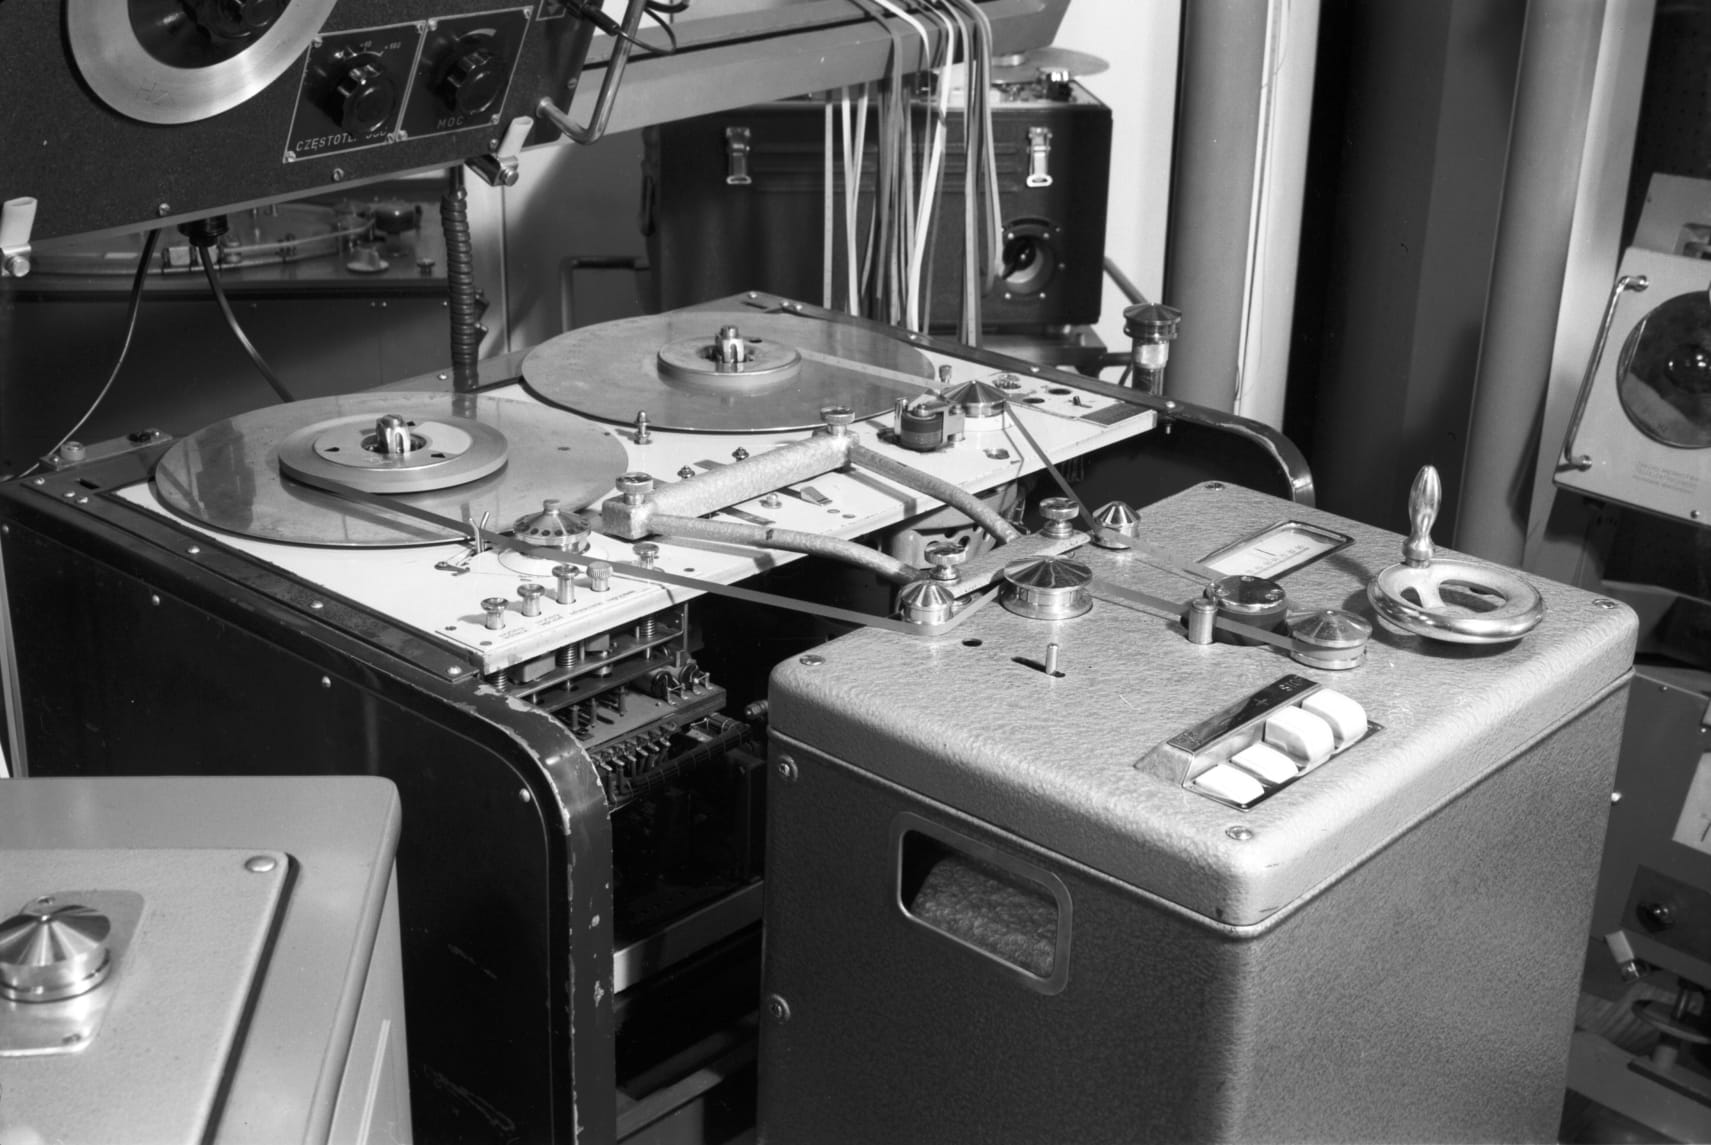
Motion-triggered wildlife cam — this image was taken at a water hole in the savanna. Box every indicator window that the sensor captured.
[1200,521,1353,580]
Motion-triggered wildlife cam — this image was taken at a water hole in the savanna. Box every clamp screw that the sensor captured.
[633,541,660,569]
[1038,497,1079,538]
[924,540,967,582]
[615,472,654,505]
[821,406,855,436]
[588,560,613,592]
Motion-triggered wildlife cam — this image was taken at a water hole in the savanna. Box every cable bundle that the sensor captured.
[831,0,1002,344]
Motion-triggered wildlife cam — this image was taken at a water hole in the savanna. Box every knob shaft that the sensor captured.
[439,46,505,117]
[334,60,397,136]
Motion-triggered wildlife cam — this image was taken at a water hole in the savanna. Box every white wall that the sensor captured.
[1054,0,1180,355]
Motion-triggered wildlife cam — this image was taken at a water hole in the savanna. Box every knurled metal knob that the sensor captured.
[1038,497,1079,538]
[924,540,967,582]
[633,542,660,569]
[518,582,546,617]
[821,406,855,436]
[481,597,508,630]
[588,560,613,592]
[616,473,655,505]
[0,900,113,1002]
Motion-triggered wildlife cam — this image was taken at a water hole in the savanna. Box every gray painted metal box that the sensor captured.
[759,481,1637,1143]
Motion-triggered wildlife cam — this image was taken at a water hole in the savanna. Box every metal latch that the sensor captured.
[1,196,38,278]
[725,126,753,187]
[1025,127,1053,188]
[466,116,534,189]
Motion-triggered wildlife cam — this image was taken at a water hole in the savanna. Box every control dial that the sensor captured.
[332,56,398,136]
[438,42,507,118]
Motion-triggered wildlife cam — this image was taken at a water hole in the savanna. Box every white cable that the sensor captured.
[907,0,960,330]
[824,99,835,309]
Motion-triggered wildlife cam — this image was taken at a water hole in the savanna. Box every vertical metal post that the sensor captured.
[1162,0,1269,411]
[1454,0,1606,563]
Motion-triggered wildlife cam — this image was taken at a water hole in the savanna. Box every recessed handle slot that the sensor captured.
[892,813,1071,995]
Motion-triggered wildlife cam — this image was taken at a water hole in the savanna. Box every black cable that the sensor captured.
[441,169,482,375]
[201,253,296,403]
[19,228,162,479]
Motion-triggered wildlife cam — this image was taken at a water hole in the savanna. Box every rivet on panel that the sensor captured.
[519,787,533,803]
[150,594,161,606]
[310,601,325,610]
[320,676,332,689]
[799,654,825,667]
[244,855,278,873]
[1610,791,1622,804]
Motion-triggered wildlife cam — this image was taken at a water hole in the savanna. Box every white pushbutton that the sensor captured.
[1192,763,1266,806]
[1264,706,1335,769]
[1230,741,1299,786]
[1300,688,1367,750]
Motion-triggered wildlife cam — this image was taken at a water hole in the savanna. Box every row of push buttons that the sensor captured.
[1191,688,1368,808]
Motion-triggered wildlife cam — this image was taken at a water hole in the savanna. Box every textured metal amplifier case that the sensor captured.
[760,481,1637,1143]
[0,776,408,1145]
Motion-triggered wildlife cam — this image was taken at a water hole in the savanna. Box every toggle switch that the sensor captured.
[1300,688,1367,750]
[1263,705,1334,769]
[1192,763,1266,807]
[1229,741,1299,786]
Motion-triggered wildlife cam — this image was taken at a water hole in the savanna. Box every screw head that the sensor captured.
[1611,791,1622,804]
[615,472,655,501]
[732,447,750,461]
[775,756,798,783]
[1226,826,1255,841]
[519,787,533,803]
[245,855,278,873]
[765,994,792,1022]
[677,466,696,480]
[799,653,825,667]
[1592,598,1619,610]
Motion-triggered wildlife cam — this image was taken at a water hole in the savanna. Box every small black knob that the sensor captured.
[335,60,398,136]
[1637,901,1676,931]
[439,47,506,118]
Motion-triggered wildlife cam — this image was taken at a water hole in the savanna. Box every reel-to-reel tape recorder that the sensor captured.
[0,292,1640,1143]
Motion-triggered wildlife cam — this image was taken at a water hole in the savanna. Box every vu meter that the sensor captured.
[1200,520,1353,580]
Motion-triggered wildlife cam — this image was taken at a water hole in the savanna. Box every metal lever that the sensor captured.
[466,117,534,188]
[1367,465,1545,644]
[725,127,753,186]
[1559,273,1648,471]
[1,196,38,278]
[536,0,649,146]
